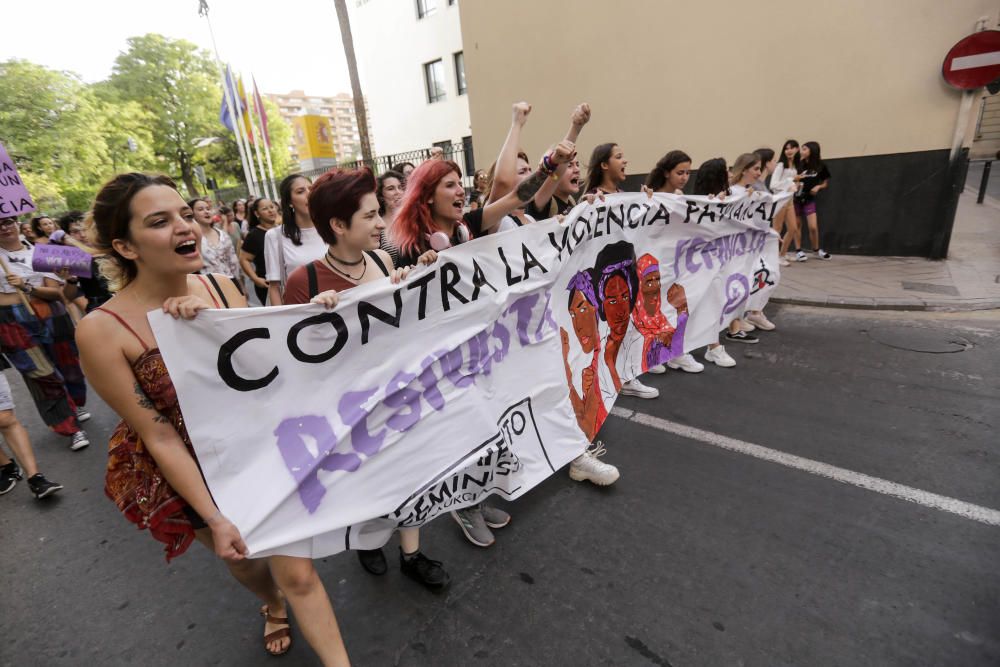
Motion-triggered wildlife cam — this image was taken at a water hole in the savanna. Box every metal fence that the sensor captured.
[213,141,477,205]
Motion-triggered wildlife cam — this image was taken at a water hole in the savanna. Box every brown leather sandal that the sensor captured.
[260,605,292,657]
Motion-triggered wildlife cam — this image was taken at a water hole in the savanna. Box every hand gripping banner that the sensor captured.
[150,191,786,557]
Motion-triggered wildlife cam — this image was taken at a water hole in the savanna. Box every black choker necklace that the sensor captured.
[324,251,366,281]
[326,250,364,266]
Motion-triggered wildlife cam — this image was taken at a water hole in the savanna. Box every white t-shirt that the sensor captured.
[263,226,326,284]
[0,245,64,294]
[495,213,536,234]
[771,163,798,192]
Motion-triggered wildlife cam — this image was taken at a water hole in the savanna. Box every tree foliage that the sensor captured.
[0,34,295,216]
[108,34,220,196]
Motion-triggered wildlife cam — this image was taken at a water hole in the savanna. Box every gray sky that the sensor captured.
[2,0,352,96]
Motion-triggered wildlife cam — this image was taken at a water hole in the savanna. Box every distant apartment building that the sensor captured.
[266,90,373,169]
[348,0,473,165]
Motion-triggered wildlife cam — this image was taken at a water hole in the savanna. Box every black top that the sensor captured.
[796,163,831,203]
[463,208,485,238]
[80,258,112,307]
[241,226,267,278]
[525,195,575,220]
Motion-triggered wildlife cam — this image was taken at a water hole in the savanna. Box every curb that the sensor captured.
[771,295,1000,312]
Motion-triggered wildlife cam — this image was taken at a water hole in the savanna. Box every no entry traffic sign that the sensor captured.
[942,30,1000,90]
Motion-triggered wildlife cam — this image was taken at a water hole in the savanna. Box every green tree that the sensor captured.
[109,34,220,196]
[0,60,111,195]
[91,82,158,174]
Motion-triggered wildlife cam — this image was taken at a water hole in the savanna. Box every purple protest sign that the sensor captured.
[31,243,93,278]
[0,142,36,217]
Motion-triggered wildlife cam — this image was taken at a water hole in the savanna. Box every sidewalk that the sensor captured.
[771,190,1000,311]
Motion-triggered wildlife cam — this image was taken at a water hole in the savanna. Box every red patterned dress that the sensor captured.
[95,275,227,561]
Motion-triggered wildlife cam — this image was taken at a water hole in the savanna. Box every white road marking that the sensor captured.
[951,51,1000,71]
[610,406,1000,527]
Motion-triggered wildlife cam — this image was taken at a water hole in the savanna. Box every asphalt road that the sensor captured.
[2,305,998,667]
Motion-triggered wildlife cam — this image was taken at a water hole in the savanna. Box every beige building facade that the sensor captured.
[459,0,1000,257]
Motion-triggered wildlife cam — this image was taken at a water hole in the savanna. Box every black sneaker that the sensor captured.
[724,330,759,344]
[27,473,63,499]
[0,461,22,495]
[399,549,450,591]
[357,548,388,575]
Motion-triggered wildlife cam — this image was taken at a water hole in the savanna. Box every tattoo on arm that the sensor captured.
[516,169,548,202]
[134,381,170,424]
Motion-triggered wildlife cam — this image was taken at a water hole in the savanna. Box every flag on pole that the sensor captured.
[237,76,254,146]
[219,65,244,133]
[252,76,271,147]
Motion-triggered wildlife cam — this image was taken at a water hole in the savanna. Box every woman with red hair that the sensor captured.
[390,114,576,547]
[391,133,576,267]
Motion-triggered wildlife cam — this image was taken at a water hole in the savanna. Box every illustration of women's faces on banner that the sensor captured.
[559,240,646,437]
[560,270,606,441]
[631,253,688,372]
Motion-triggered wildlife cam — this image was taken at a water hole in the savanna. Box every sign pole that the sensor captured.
[950,90,977,162]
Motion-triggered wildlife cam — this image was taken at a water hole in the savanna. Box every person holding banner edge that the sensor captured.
[76,174,351,665]
[692,158,739,368]
[724,153,766,344]
[585,142,660,399]
[392,108,578,546]
[642,149,705,374]
[283,167,456,591]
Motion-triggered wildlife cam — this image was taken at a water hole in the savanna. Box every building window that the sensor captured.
[416,0,436,19]
[454,51,466,95]
[424,59,446,103]
[462,135,475,177]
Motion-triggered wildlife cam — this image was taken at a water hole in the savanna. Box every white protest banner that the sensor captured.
[0,142,36,217]
[150,191,786,558]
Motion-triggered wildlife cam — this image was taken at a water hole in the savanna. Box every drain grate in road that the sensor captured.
[900,281,960,296]
[864,325,972,353]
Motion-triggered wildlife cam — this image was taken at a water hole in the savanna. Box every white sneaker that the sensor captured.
[737,319,756,333]
[666,353,704,373]
[816,249,832,260]
[568,442,619,486]
[779,257,791,267]
[70,431,90,451]
[646,364,667,374]
[620,378,659,399]
[704,345,736,368]
[76,407,91,423]
[744,312,776,331]
[795,250,808,262]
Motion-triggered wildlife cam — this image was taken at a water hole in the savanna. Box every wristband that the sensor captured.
[541,153,556,174]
